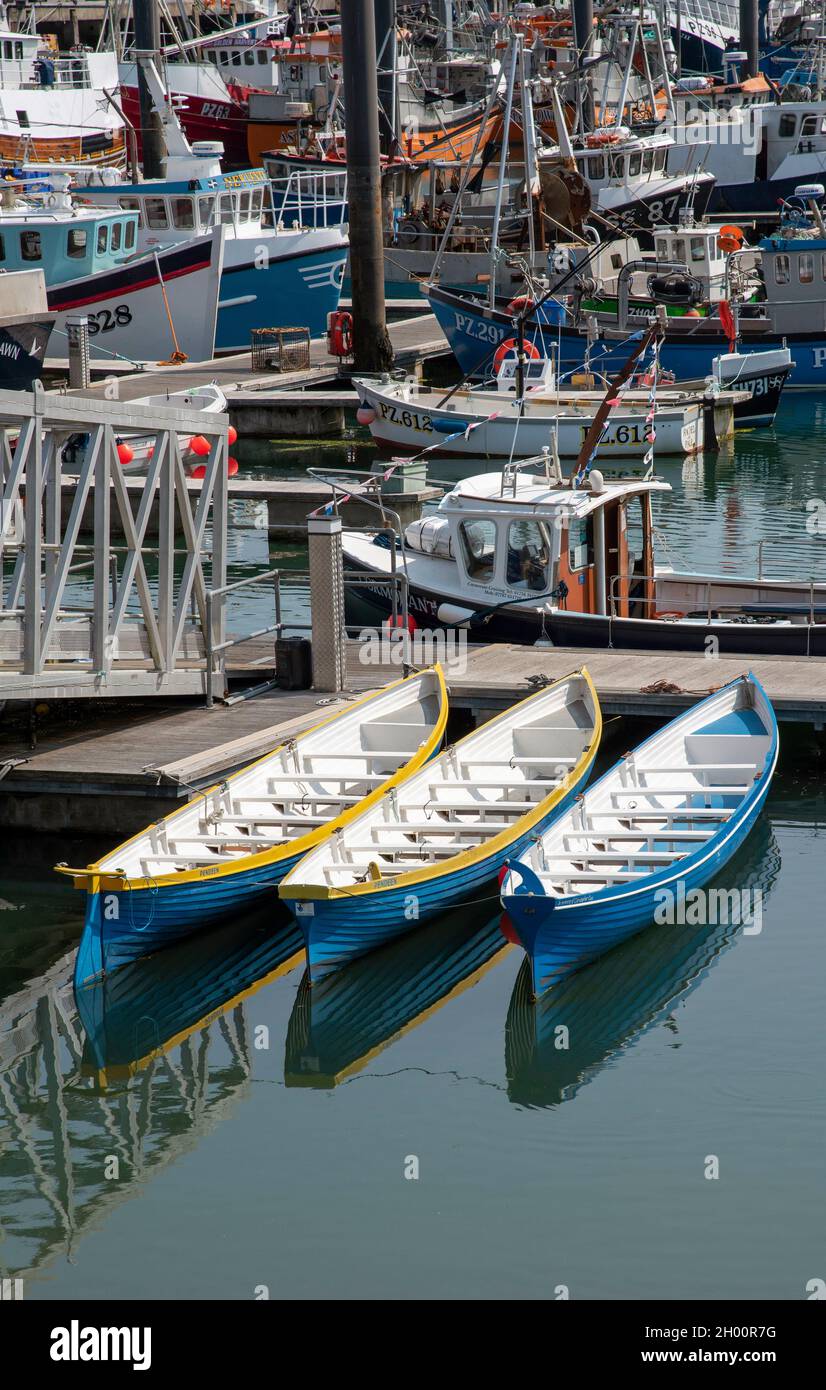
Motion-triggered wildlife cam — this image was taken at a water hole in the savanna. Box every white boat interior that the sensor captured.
[515,679,775,896]
[95,669,445,881]
[283,673,597,889]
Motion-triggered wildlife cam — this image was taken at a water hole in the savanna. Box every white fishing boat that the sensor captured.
[0,29,125,168]
[355,354,714,461]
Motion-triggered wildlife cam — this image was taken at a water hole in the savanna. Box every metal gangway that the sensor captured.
[0,383,229,700]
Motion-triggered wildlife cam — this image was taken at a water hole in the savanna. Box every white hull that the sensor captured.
[356,378,704,459]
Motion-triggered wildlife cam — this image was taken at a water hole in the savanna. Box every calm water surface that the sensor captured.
[0,395,824,1300]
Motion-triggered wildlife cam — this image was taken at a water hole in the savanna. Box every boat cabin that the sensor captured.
[89,170,271,238]
[0,203,138,283]
[494,355,557,393]
[652,223,729,301]
[549,132,670,191]
[408,470,670,621]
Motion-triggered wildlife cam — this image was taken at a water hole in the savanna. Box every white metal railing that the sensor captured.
[267,169,348,231]
[6,56,94,89]
[0,383,228,699]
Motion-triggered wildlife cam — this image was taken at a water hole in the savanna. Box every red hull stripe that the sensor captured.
[51,257,211,312]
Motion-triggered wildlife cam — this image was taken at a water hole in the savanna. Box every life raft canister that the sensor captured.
[327,309,353,357]
[506,295,534,316]
[493,336,542,372]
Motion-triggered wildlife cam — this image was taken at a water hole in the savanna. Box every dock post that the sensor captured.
[308,516,347,692]
[66,317,90,391]
[739,0,759,77]
[340,0,394,373]
[133,0,167,178]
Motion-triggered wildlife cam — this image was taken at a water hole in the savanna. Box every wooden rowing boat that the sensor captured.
[279,669,601,982]
[62,665,448,988]
[500,673,778,998]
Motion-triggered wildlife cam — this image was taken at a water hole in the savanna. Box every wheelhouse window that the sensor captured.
[642,149,654,175]
[608,152,625,179]
[67,227,87,258]
[774,254,790,284]
[218,193,236,224]
[799,252,814,284]
[145,197,169,229]
[97,223,108,253]
[171,197,195,229]
[655,146,667,172]
[20,230,41,261]
[244,50,255,65]
[198,196,216,229]
[800,114,817,137]
[779,113,797,138]
[506,520,550,592]
[110,220,122,252]
[568,516,594,571]
[459,519,497,583]
[588,154,605,179]
[124,219,136,250]
[690,237,706,262]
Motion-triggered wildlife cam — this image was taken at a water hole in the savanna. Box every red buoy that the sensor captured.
[189,435,210,457]
[228,456,239,476]
[227,425,238,446]
[116,440,134,466]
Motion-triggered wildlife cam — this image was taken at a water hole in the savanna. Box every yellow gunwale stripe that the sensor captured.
[63,666,449,893]
[280,668,602,902]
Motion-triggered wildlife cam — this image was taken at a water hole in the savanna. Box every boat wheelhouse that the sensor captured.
[341,462,826,656]
[82,166,348,349]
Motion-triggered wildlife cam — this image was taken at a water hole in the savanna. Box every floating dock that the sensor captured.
[1,643,823,838]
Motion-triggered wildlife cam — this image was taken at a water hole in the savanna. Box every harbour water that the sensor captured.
[0,398,824,1301]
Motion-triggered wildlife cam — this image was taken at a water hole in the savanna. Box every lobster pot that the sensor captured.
[251,327,311,373]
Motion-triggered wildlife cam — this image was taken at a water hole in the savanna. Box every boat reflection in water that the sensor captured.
[77,907,303,1085]
[285,903,512,1089]
[505,822,781,1109]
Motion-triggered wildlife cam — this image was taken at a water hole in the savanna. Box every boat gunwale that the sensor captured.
[58,665,448,894]
[279,667,602,902]
[502,673,779,912]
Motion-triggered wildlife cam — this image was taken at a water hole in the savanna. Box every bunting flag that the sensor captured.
[310,494,351,518]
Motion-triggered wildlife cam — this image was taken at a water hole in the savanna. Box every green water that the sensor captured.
[0,396,824,1301]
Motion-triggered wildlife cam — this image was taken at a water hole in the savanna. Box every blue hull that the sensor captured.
[428,284,826,387]
[506,782,771,999]
[293,779,589,984]
[74,849,305,990]
[216,243,347,351]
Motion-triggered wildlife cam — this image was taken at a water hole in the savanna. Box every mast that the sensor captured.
[133,0,167,178]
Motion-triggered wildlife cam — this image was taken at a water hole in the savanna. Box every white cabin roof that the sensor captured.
[442,472,670,517]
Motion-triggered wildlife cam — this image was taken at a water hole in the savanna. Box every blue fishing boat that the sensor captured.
[428,191,826,388]
[279,670,602,983]
[63,666,448,989]
[82,165,348,350]
[501,674,779,999]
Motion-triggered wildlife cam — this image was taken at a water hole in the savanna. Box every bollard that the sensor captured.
[308,514,346,691]
[66,316,90,390]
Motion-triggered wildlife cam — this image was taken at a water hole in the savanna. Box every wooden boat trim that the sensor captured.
[57,665,448,894]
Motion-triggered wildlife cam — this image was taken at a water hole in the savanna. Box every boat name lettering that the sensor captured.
[199,866,220,877]
[453,311,504,346]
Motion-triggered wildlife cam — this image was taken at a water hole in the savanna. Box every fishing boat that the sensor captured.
[64,666,448,989]
[0,28,126,169]
[501,673,779,999]
[279,670,601,983]
[0,267,54,390]
[341,458,826,655]
[355,350,740,462]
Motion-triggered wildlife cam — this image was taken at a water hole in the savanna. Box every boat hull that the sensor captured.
[216,235,347,350]
[506,777,772,999]
[427,283,823,391]
[292,778,587,985]
[0,313,54,390]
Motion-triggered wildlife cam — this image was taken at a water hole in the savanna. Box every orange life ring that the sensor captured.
[493,337,541,371]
